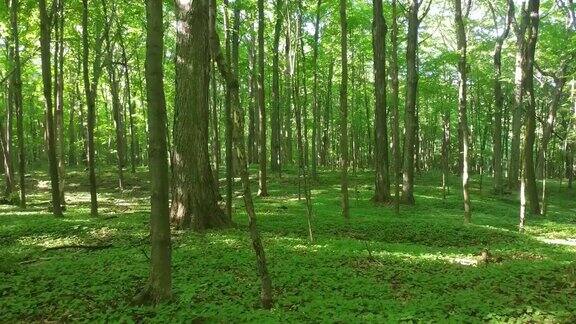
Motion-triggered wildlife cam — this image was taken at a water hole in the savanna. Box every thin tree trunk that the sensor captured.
[209,0,273,308]
[311,0,322,179]
[136,0,172,303]
[257,0,268,197]
[340,0,350,219]
[120,34,138,173]
[9,0,26,207]
[454,0,471,223]
[39,0,63,217]
[390,0,401,214]
[270,0,284,173]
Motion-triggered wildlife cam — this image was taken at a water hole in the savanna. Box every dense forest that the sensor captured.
[1,0,575,321]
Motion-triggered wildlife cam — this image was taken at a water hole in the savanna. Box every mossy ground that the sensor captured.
[1,167,575,322]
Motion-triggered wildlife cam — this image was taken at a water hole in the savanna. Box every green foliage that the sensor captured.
[1,168,575,322]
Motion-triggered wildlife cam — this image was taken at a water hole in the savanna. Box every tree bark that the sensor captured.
[171,0,230,231]
[209,0,273,309]
[138,0,172,303]
[390,0,401,214]
[257,0,269,197]
[372,0,391,203]
[39,0,63,217]
[454,0,471,223]
[311,0,323,179]
[340,0,350,219]
[270,0,284,173]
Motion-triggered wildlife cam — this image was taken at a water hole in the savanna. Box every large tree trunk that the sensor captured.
[270,0,284,173]
[9,0,26,207]
[137,0,172,304]
[454,0,471,223]
[372,0,391,203]
[257,0,269,197]
[340,0,350,219]
[491,0,513,195]
[39,0,63,217]
[171,0,230,231]
[209,0,273,309]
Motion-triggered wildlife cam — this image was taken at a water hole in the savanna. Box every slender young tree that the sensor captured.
[209,0,273,309]
[390,0,401,214]
[340,0,350,219]
[454,0,471,223]
[136,0,172,303]
[271,0,284,173]
[38,0,63,217]
[257,0,269,196]
[82,0,103,217]
[372,0,391,203]
[311,0,323,179]
[9,0,26,208]
[490,0,514,195]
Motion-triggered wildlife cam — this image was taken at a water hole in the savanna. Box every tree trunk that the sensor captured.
[82,0,101,217]
[390,0,401,214]
[321,61,334,167]
[311,0,323,179]
[257,0,269,197]
[209,0,273,308]
[340,0,350,219]
[271,0,284,173]
[39,0,63,217]
[372,0,391,203]
[120,34,138,173]
[9,0,26,207]
[171,0,230,231]
[402,0,421,205]
[491,0,513,195]
[138,0,172,303]
[54,0,66,206]
[454,0,471,223]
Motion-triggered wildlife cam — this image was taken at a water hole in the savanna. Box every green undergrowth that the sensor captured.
[1,167,575,322]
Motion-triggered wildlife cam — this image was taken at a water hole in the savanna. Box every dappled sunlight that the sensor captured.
[18,235,81,249]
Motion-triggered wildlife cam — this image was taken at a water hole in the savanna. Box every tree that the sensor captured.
[171,0,230,231]
[38,0,63,217]
[257,0,269,197]
[402,0,428,205]
[390,0,401,214]
[82,0,103,217]
[135,0,172,303]
[340,0,350,219]
[271,0,284,173]
[209,0,273,309]
[8,0,26,208]
[454,0,472,223]
[372,0,390,203]
[311,0,323,179]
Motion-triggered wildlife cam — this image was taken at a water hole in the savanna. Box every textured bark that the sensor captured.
[372,0,390,203]
[257,0,268,197]
[491,0,513,195]
[39,0,63,217]
[209,0,273,309]
[3,29,15,199]
[340,0,350,219]
[248,33,258,164]
[270,0,284,173]
[171,0,229,231]
[81,0,103,217]
[9,0,26,207]
[139,0,172,303]
[454,0,471,223]
[390,0,401,214]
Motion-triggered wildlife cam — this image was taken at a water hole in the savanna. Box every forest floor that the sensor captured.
[1,167,575,322]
